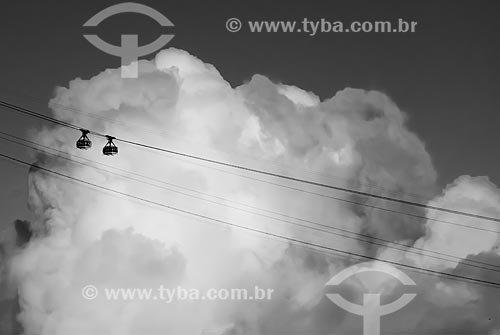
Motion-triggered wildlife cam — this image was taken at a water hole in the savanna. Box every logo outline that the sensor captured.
[325,261,416,335]
[83,2,174,78]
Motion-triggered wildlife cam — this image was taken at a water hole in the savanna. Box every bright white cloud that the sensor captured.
[5,48,499,334]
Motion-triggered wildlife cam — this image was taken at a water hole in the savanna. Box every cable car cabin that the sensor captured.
[103,136,118,156]
[76,129,92,150]
[103,144,118,156]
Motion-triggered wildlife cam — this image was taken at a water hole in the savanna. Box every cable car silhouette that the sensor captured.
[76,129,92,150]
[103,135,118,156]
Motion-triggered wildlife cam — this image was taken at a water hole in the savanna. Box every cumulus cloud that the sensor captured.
[409,176,500,269]
[377,175,500,334]
[4,48,499,334]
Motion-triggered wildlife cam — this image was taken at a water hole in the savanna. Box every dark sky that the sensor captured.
[0,0,499,225]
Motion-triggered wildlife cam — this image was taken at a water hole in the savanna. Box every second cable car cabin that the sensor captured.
[103,135,118,156]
